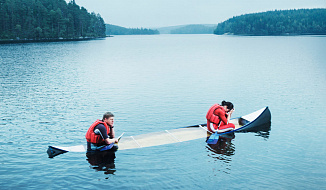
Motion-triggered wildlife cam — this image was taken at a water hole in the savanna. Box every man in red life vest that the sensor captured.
[206,101,235,133]
[85,112,118,151]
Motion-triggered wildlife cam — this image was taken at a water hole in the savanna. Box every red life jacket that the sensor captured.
[85,119,110,144]
[206,104,224,126]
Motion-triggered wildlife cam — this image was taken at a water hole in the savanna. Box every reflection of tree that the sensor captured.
[86,151,116,175]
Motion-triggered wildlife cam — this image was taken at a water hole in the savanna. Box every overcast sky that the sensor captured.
[72,0,326,28]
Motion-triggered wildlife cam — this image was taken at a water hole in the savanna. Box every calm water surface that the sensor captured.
[0,35,325,189]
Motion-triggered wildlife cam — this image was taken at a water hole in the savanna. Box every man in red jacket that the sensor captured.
[85,112,118,151]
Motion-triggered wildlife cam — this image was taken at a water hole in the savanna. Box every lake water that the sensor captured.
[0,34,325,189]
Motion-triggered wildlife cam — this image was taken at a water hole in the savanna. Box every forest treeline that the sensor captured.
[170,24,216,34]
[106,24,159,35]
[0,0,106,41]
[214,9,326,35]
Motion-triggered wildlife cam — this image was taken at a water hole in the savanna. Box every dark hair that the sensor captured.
[103,112,114,120]
[221,100,234,110]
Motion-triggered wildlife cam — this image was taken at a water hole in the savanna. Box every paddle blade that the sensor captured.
[47,146,68,158]
[206,132,220,144]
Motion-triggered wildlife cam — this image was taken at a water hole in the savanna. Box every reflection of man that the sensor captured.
[85,112,118,151]
[86,151,116,175]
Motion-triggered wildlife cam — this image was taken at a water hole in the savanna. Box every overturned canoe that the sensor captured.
[207,106,271,144]
[47,126,208,157]
[118,126,208,150]
[119,107,271,150]
[47,107,271,157]
[229,106,271,132]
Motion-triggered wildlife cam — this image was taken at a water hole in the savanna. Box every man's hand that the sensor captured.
[106,138,118,144]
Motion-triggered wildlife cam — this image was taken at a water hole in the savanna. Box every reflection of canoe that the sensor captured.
[207,107,271,144]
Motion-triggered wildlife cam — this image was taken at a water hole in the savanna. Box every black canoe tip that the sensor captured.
[47,146,68,158]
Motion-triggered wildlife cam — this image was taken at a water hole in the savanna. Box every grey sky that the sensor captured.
[73,0,326,28]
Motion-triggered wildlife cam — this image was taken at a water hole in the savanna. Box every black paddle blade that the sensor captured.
[47,146,68,158]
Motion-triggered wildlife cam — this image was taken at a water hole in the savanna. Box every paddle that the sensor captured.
[206,132,220,144]
[206,127,237,144]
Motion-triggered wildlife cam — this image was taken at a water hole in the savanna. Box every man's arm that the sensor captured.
[105,137,118,144]
[95,125,117,144]
[109,127,115,138]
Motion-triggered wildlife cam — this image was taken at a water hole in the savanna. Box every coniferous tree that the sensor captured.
[0,0,106,40]
[214,9,326,35]
[106,24,159,35]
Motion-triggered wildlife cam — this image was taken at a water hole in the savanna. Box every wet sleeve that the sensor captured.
[216,109,228,125]
[94,124,109,140]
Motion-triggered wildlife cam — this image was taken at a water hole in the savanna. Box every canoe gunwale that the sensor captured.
[214,106,271,135]
[236,106,271,132]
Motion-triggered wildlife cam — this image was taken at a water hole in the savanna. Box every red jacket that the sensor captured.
[85,119,110,144]
[206,104,228,127]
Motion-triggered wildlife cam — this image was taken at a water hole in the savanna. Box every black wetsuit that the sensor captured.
[87,124,110,151]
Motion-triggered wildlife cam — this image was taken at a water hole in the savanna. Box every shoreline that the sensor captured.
[215,33,326,36]
[0,36,107,44]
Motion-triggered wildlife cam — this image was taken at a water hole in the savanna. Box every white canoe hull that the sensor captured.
[47,107,271,157]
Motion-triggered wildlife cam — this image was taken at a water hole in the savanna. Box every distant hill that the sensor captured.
[170,24,217,34]
[106,24,159,35]
[155,25,184,34]
[214,8,326,36]
[156,24,217,34]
